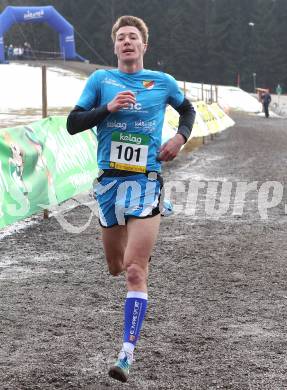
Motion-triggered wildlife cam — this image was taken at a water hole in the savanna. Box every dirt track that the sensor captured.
[1,112,287,390]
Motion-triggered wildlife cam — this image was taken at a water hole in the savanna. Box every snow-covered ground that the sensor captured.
[0,63,86,109]
[0,63,87,127]
[179,81,287,118]
[179,81,269,114]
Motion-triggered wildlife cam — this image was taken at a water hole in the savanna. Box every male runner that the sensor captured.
[67,15,195,383]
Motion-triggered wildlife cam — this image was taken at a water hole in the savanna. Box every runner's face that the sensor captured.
[114,26,146,65]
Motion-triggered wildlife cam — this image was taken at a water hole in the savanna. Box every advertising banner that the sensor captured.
[0,116,98,228]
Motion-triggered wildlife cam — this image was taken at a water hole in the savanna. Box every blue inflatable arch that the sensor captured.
[0,6,78,63]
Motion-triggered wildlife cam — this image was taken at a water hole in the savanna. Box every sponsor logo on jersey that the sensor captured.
[103,77,126,88]
[123,102,143,111]
[107,121,127,130]
[121,102,149,114]
[143,80,155,89]
[135,120,156,131]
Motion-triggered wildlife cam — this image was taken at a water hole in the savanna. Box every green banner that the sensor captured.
[0,116,98,229]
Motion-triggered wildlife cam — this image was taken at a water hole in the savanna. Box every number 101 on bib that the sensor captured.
[110,131,150,173]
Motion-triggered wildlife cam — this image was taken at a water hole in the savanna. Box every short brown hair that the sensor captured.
[111,15,149,44]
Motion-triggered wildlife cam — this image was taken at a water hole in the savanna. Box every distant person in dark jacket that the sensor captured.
[261,90,271,118]
[7,44,13,59]
[24,42,32,59]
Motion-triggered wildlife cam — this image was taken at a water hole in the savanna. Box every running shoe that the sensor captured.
[108,349,133,383]
[161,199,174,217]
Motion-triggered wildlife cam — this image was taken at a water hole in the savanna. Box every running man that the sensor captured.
[67,15,195,383]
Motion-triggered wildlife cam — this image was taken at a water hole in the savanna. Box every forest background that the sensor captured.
[0,0,285,92]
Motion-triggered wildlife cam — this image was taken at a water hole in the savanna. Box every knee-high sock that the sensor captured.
[123,291,148,353]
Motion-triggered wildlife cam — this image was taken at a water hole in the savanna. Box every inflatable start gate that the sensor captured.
[0,6,79,63]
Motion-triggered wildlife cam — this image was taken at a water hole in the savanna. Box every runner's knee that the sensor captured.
[126,263,146,285]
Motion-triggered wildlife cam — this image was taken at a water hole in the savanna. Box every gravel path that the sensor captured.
[1,112,287,390]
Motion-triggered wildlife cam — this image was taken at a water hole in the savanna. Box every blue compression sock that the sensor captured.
[123,291,148,351]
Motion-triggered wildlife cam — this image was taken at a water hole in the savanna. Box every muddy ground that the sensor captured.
[1,112,287,390]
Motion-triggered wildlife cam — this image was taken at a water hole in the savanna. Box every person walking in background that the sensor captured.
[261,89,271,118]
[67,15,195,383]
[7,44,13,59]
[23,42,32,59]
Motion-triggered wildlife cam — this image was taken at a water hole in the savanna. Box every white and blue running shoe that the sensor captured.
[108,349,133,383]
[161,199,174,217]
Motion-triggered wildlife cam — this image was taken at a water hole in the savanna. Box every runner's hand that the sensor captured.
[158,134,185,161]
[107,91,136,112]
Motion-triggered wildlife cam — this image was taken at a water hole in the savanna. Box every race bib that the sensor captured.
[110,131,150,173]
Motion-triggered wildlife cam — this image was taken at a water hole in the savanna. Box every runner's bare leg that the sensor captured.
[101,225,127,276]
